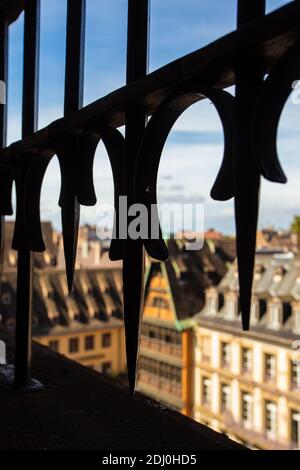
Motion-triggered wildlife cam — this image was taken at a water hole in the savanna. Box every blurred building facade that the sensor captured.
[0,222,126,376]
[137,237,235,416]
[194,253,300,449]
[2,220,300,449]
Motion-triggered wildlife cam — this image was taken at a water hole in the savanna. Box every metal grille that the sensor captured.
[0,0,299,393]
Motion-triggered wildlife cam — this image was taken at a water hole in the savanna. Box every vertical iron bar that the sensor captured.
[124,0,150,395]
[235,0,265,330]
[60,0,85,292]
[14,0,40,388]
[64,0,85,114]
[0,14,8,295]
[0,14,8,148]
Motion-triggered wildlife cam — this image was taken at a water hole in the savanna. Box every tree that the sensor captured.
[291,216,300,234]
[291,216,300,248]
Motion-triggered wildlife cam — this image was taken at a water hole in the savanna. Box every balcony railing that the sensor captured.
[1,0,300,397]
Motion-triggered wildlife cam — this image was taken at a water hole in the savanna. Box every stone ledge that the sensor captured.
[0,327,245,450]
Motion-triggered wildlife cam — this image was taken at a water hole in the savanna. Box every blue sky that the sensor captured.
[6,0,299,234]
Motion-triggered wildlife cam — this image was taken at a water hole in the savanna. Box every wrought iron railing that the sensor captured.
[0,0,300,394]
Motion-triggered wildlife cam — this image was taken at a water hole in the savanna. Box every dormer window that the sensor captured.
[268,301,281,330]
[44,252,51,264]
[8,252,16,266]
[251,299,267,325]
[291,410,300,448]
[6,317,15,330]
[273,266,285,283]
[1,292,11,305]
[254,264,265,281]
[207,292,217,316]
[81,240,89,258]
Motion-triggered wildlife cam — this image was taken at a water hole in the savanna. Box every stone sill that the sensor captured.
[0,327,245,450]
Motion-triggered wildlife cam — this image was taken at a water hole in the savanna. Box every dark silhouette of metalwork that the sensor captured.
[0,0,299,393]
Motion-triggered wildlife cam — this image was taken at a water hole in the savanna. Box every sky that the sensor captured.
[5,0,299,235]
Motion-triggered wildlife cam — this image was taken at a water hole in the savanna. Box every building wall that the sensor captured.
[137,268,193,416]
[35,326,126,376]
[193,325,300,449]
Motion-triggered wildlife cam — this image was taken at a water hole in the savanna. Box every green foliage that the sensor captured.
[291,216,300,235]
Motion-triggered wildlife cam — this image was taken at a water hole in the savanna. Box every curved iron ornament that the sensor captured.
[253,44,300,183]
[23,149,55,253]
[75,127,126,262]
[0,160,14,217]
[0,42,298,393]
[22,126,126,292]
[135,87,236,261]
[56,132,82,293]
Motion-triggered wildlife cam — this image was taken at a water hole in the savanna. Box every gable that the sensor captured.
[143,264,175,324]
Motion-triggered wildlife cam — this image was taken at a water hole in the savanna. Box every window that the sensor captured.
[221,384,230,413]
[265,354,276,382]
[269,303,281,330]
[291,410,300,448]
[49,340,59,352]
[202,377,211,406]
[164,333,171,343]
[221,342,230,368]
[201,337,211,362]
[102,333,111,348]
[149,329,156,339]
[85,335,94,351]
[265,400,277,439]
[241,392,253,428]
[152,296,168,308]
[69,337,79,353]
[241,347,252,375]
[291,360,300,390]
[1,292,11,305]
[101,362,112,375]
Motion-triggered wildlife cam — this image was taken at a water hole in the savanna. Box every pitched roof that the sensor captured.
[145,238,235,328]
[198,251,300,340]
[1,267,123,335]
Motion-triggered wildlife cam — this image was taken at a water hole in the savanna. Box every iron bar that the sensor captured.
[0,14,8,295]
[0,0,298,397]
[64,0,85,115]
[234,0,266,330]
[60,0,85,292]
[14,0,40,388]
[0,0,299,159]
[124,0,150,395]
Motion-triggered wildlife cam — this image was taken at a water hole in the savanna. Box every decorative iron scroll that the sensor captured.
[1,0,300,393]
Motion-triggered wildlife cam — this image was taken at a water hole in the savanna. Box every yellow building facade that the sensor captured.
[137,264,193,416]
[193,325,300,449]
[35,322,126,376]
[193,254,300,449]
